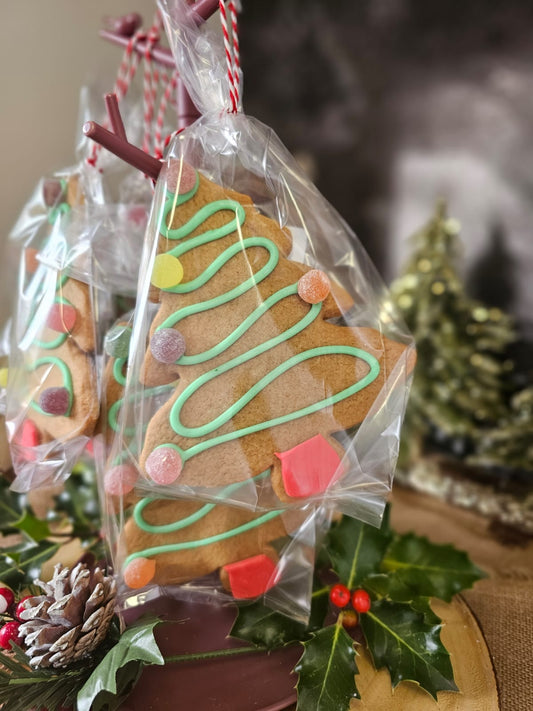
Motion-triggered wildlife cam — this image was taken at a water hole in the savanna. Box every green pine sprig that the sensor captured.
[0,641,93,711]
[0,618,163,711]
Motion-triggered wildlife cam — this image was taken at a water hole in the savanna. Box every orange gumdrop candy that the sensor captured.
[123,558,156,589]
[297,269,331,304]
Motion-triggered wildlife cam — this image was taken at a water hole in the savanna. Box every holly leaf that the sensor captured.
[231,580,329,648]
[381,533,486,602]
[409,596,442,625]
[77,619,164,711]
[53,467,101,540]
[295,624,359,711]
[230,602,307,649]
[85,661,144,711]
[360,599,457,699]
[11,510,52,543]
[360,573,390,598]
[0,540,60,588]
[326,509,392,588]
[0,479,25,533]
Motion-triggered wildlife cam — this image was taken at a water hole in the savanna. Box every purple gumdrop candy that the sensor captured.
[39,387,70,416]
[150,329,186,364]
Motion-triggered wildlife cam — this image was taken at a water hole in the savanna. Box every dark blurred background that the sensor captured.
[2,0,533,333]
[240,0,533,333]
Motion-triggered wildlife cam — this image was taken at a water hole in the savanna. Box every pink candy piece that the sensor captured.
[275,434,344,498]
[39,387,70,416]
[128,205,148,227]
[145,446,183,485]
[165,160,197,195]
[104,464,139,496]
[46,303,77,333]
[16,419,40,449]
[223,555,277,599]
[150,328,186,364]
[297,269,331,304]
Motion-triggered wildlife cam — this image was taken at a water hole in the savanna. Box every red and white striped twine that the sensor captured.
[229,1,241,102]
[142,26,161,154]
[87,10,176,170]
[219,0,241,112]
[154,71,179,159]
[87,30,144,168]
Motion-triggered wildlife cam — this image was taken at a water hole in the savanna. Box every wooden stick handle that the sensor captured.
[100,0,220,68]
[83,121,162,180]
[104,93,127,139]
[99,30,176,67]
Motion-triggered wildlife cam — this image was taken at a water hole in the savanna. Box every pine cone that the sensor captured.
[18,563,116,669]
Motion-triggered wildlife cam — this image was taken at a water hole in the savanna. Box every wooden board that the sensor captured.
[348,596,498,710]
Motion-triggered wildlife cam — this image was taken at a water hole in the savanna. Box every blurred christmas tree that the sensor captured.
[389,202,516,467]
[468,386,533,473]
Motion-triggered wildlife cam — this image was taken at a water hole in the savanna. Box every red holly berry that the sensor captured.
[341,610,359,629]
[329,583,351,608]
[352,588,371,613]
[0,588,15,614]
[0,621,21,649]
[15,596,34,621]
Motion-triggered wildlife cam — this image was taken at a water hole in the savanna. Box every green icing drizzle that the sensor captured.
[125,167,382,572]
[150,172,381,462]
[125,509,282,564]
[113,357,127,388]
[168,345,379,460]
[133,470,271,535]
[29,356,74,416]
[33,294,72,350]
[47,181,71,225]
[108,383,174,435]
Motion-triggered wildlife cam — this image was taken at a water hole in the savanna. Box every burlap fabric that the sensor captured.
[391,486,533,711]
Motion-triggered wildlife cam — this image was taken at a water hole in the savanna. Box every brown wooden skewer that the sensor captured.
[86,1,221,175]
[100,0,220,66]
[104,93,127,140]
[83,118,162,180]
[99,29,176,68]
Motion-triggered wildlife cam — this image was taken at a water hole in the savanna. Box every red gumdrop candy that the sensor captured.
[39,387,70,416]
[104,464,138,496]
[297,269,331,304]
[0,588,14,614]
[16,419,41,448]
[275,434,344,498]
[0,622,21,650]
[223,555,277,599]
[46,303,77,333]
[352,589,371,613]
[128,205,148,227]
[150,328,186,364]
[329,583,351,608]
[165,160,197,195]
